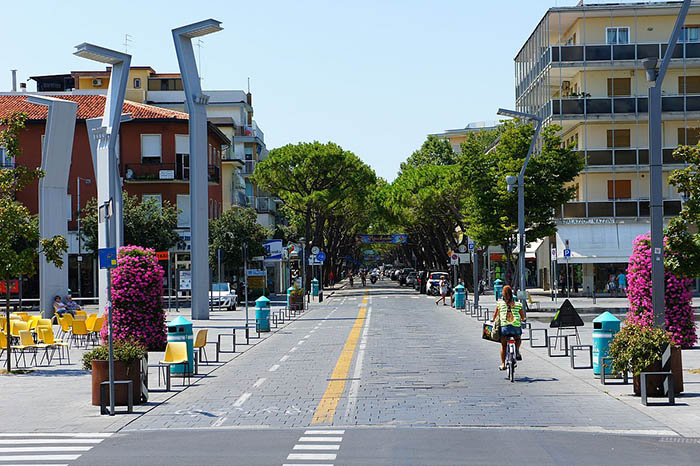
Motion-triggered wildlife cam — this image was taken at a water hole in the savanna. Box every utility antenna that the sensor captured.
[247,77,250,93]
[123,33,133,54]
[196,38,204,83]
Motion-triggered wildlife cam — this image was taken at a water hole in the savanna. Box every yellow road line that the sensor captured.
[311,294,369,424]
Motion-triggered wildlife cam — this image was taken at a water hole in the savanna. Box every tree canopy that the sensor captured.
[208,207,268,280]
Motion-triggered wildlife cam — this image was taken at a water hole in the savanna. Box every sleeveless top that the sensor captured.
[497,301,522,328]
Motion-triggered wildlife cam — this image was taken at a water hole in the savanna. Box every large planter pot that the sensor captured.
[290,294,304,311]
[91,359,142,406]
[633,346,684,397]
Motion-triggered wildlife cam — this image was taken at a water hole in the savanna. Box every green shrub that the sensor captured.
[608,324,673,376]
[82,339,147,371]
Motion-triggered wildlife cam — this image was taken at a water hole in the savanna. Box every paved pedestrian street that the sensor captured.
[47,280,697,465]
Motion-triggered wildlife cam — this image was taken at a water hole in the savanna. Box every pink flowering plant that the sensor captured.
[626,233,697,348]
[100,246,167,351]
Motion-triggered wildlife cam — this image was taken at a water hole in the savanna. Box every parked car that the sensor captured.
[209,283,237,311]
[405,272,418,287]
[426,272,450,296]
[398,268,415,286]
[415,270,428,293]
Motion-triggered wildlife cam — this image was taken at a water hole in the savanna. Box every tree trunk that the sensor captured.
[5,282,12,372]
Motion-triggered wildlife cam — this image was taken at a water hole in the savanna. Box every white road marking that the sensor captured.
[212,416,227,427]
[0,434,112,438]
[0,455,81,461]
[304,335,310,339]
[269,364,280,372]
[304,430,345,435]
[283,464,334,466]
[0,447,91,453]
[289,347,298,353]
[298,340,305,345]
[310,330,315,333]
[0,439,103,444]
[232,393,252,407]
[293,444,340,450]
[344,305,372,421]
[252,378,266,388]
[287,453,337,460]
[280,355,289,362]
[298,436,343,442]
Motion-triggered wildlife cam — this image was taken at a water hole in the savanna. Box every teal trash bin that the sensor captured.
[287,286,294,309]
[592,311,621,376]
[255,296,271,332]
[494,279,504,300]
[167,316,194,375]
[454,284,465,309]
[311,278,319,297]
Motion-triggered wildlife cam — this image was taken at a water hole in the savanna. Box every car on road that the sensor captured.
[426,272,450,295]
[414,270,428,293]
[398,268,415,286]
[405,272,418,287]
[209,283,237,311]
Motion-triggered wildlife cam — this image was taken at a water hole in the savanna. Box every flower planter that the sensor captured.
[91,359,142,406]
[289,294,304,311]
[633,346,684,397]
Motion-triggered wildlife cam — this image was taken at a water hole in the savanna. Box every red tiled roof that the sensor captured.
[0,94,188,121]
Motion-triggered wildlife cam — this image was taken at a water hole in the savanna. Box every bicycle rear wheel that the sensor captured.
[509,357,515,382]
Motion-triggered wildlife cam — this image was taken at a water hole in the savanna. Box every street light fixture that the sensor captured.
[172,19,223,321]
[645,0,691,328]
[496,108,543,307]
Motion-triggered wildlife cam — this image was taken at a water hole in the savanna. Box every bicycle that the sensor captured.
[505,336,517,383]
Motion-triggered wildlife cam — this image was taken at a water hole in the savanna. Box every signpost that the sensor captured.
[98,199,116,416]
[564,248,571,298]
[551,247,557,302]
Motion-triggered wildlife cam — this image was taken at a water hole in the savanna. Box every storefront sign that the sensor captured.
[559,218,615,225]
[159,170,175,180]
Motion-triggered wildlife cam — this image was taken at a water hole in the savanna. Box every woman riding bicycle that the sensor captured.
[492,285,526,371]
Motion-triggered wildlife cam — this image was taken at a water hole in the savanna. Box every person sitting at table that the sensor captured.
[63,294,81,315]
[53,295,73,317]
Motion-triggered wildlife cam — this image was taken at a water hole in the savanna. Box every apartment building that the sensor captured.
[515,1,699,293]
[429,121,500,154]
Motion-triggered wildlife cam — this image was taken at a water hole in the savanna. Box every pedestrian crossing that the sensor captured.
[284,429,344,466]
[0,433,111,465]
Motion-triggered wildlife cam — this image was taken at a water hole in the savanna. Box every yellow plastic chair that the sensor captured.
[10,320,28,340]
[28,318,39,333]
[70,320,89,348]
[40,328,70,365]
[193,329,210,366]
[73,314,87,321]
[88,317,104,345]
[14,330,42,367]
[36,319,53,341]
[56,316,71,339]
[160,342,190,386]
[16,312,30,322]
[85,314,97,332]
[75,310,87,318]
[0,332,8,362]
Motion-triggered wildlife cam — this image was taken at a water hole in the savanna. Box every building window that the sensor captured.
[606,27,629,45]
[607,129,631,148]
[0,147,13,168]
[607,78,631,97]
[67,194,72,221]
[678,127,700,146]
[679,76,700,94]
[681,26,700,43]
[133,78,141,89]
[142,194,162,210]
[175,135,190,180]
[608,180,632,200]
[141,134,162,163]
[177,194,190,227]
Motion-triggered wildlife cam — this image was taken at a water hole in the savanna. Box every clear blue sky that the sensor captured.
[0,0,629,180]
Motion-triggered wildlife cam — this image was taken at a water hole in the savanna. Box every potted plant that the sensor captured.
[609,324,683,397]
[82,339,147,406]
[289,285,304,310]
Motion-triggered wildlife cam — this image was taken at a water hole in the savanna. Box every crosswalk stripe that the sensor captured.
[0,439,103,445]
[293,444,340,450]
[0,447,91,453]
[298,436,343,442]
[304,430,345,435]
[0,455,81,461]
[0,464,69,466]
[287,453,337,460]
[283,464,334,466]
[0,434,111,438]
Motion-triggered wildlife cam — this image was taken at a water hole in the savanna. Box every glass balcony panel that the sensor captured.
[686,42,700,58]
[587,150,613,166]
[638,149,649,165]
[638,98,648,113]
[551,47,560,62]
[588,202,614,217]
[663,149,685,164]
[615,201,638,217]
[662,97,684,112]
[687,96,700,111]
[661,43,684,59]
[560,46,583,61]
[587,98,612,114]
[639,201,650,217]
[561,99,584,115]
[552,99,561,115]
[613,45,635,60]
[563,202,586,218]
[613,97,635,113]
[664,200,682,216]
[637,44,659,60]
[585,45,611,61]
[615,149,637,165]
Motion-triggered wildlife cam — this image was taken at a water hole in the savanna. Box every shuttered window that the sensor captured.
[678,76,700,94]
[678,127,700,146]
[607,129,631,148]
[607,78,631,96]
[607,180,632,200]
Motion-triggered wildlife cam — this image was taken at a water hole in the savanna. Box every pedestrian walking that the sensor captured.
[607,274,617,297]
[617,271,627,296]
[329,271,335,287]
[435,277,448,306]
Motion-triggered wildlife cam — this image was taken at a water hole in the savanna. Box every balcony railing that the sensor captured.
[551,95,700,117]
[255,196,273,213]
[242,160,256,175]
[124,163,220,183]
[222,146,244,163]
[559,199,682,219]
[576,148,686,166]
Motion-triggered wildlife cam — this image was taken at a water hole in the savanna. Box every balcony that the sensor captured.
[242,160,256,175]
[222,146,244,164]
[124,163,220,183]
[576,148,686,167]
[560,199,682,219]
[255,196,274,213]
[551,95,700,118]
[235,123,264,143]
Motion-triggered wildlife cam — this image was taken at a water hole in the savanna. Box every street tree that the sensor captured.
[208,207,268,283]
[459,121,583,286]
[80,193,181,253]
[666,144,700,276]
[400,135,457,171]
[0,112,68,372]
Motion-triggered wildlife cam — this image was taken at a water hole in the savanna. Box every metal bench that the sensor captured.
[100,380,133,415]
[641,371,675,406]
[569,344,593,369]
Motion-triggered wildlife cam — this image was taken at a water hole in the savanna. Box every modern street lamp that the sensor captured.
[172,19,223,320]
[76,177,91,298]
[497,108,542,307]
[644,0,691,328]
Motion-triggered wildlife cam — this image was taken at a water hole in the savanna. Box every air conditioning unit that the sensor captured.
[92,78,103,87]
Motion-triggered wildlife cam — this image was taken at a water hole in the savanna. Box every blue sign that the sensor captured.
[98,247,117,269]
[468,242,475,250]
[316,252,326,262]
[564,248,571,258]
[356,234,407,244]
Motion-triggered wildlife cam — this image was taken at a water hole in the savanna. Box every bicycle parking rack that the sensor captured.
[520,322,532,341]
[600,356,629,385]
[529,328,548,348]
[569,344,593,369]
[547,335,569,357]
[641,372,675,406]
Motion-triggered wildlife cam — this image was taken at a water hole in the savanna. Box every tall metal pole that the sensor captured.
[301,243,306,310]
[473,248,479,311]
[77,178,82,298]
[217,248,222,312]
[102,200,115,416]
[646,0,691,328]
[244,243,248,328]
